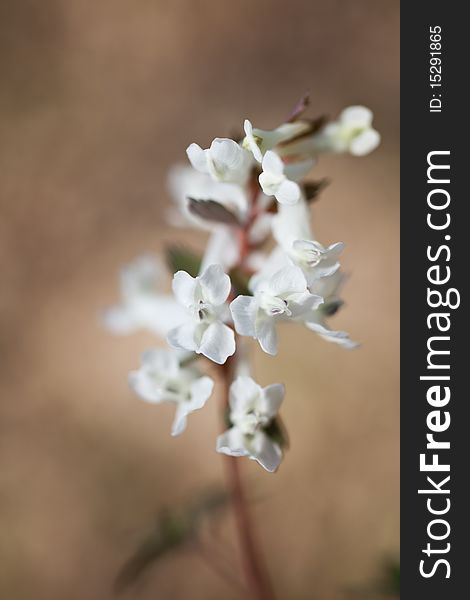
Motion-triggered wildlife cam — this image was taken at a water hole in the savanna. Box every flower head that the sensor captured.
[315,105,380,156]
[167,264,236,364]
[129,348,214,436]
[186,138,252,185]
[216,376,285,472]
[271,198,344,285]
[230,265,323,355]
[103,255,186,337]
[288,239,344,281]
[258,151,313,205]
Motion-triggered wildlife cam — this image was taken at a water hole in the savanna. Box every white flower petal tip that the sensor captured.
[243,119,263,162]
[216,376,285,472]
[186,137,252,184]
[168,265,235,364]
[306,321,359,349]
[129,348,214,436]
[259,151,302,205]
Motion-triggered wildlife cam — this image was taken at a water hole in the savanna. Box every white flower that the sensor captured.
[167,264,236,364]
[186,138,252,185]
[304,271,358,349]
[258,151,313,205]
[230,265,323,355]
[271,198,344,285]
[129,348,214,436]
[103,255,186,337]
[288,240,344,280]
[243,119,311,162]
[315,106,380,156]
[216,376,285,472]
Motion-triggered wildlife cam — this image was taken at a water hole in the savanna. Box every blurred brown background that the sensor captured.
[0,1,399,599]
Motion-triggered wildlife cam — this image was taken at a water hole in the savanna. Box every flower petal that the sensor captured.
[267,265,307,297]
[141,348,180,377]
[259,171,281,197]
[350,129,381,156]
[256,319,278,355]
[199,321,235,364]
[172,271,198,308]
[167,321,201,352]
[216,427,250,457]
[199,264,231,305]
[251,431,282,472]
[200,227,240,273]
[120,255,162,302]
[305,321,359,349]
[210,138,245,170]
[262,150,285,176]
[171,407,189,437]
[171,376,214,436]
[189,376,214,410]
[260,383,285,419]
[275,179,300,205]
[230,295,258,337]
[243,119,263,162]
[128,361,183,404]
[272,196,313,249]
[186,143,209,173]
[288,291,324,318]
[229,376,261,414]
[102,306,138,334]
[340,105,373,127]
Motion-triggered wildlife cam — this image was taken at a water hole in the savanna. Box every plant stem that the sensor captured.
[220,360,276,600]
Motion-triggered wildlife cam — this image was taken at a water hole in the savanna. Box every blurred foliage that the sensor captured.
[229,266,251,297]
[304,178,330,203]
[188,197,240,226]
[264,416,290,450]
[114,487,229,594]
[165,245,202,277]
[345,557,400,599]
[380,558,400,596]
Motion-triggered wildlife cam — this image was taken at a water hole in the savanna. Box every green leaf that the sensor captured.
[165,246,202,277]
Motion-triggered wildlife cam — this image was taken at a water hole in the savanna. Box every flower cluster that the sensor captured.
[105,100,379,471]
